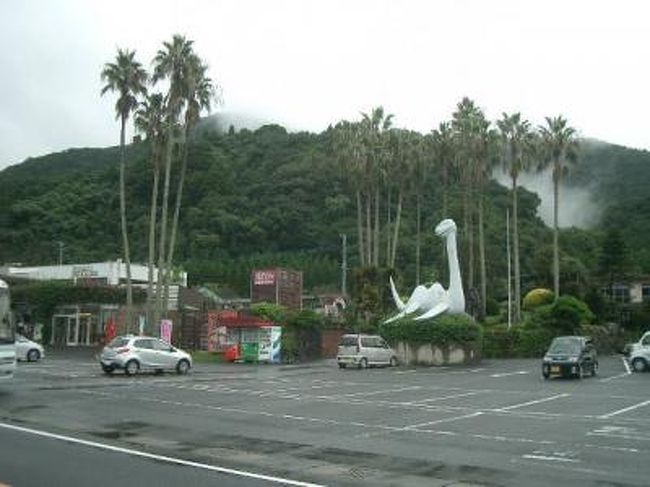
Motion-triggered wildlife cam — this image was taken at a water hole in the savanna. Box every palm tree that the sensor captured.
[539,116,579,298]
[333,121,368,265]
[135,93,166,329]
[497,113,534,322]
[361,106,393,267]
[166,58,216,309]
[152,34,197,320]
[100,48,148,333]
[431,122,454,218]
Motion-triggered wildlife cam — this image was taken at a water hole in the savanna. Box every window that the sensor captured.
[108,337,129,348]
[339,336,358,347]
[602,284,630,303]
[154,339,172,351]
[134,339,154,349]
[642,285,650,303]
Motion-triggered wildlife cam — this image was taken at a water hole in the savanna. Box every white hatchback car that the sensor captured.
[99,335,192,376]
[16,334,45,362]
[337,334,398,369]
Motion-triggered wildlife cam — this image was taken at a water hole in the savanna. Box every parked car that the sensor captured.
[15,334,45,362]
[542,336,598,379]
[99,335,192,376]
[337,334,398,369]
[625,331,650,372]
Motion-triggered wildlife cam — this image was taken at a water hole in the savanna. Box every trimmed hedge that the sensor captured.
[522,288,554,310]
[379,313,482,346]
[482,325,554,358]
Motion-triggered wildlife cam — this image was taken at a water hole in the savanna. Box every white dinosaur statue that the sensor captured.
[385,218,465,323]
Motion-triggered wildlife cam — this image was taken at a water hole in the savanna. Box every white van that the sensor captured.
[626,331,650,372]
[336,334,398,369]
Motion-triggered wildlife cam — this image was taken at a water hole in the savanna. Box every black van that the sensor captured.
[542,336,598,379]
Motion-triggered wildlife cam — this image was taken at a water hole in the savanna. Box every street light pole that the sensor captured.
[57,241,65,266]
[340,233,347,296]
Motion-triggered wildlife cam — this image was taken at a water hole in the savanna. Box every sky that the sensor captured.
[2,0,650,171]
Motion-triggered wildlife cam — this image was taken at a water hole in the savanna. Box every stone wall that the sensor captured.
[394,341,481,366]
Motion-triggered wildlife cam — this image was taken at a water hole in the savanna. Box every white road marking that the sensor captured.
[394,370,417,374]
[522,454,579,463]
[0,422,325,487]
[599,399,650,419]
[402,412,484,430]
[623,357,632,374]
[408,391,482,404]
[490,371,529,378]
[599,372,631,383]
[497,394,569,411]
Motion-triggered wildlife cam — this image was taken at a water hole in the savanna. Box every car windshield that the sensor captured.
[548,339,582,355]
[339,336,358,347]
[107,337,129,348]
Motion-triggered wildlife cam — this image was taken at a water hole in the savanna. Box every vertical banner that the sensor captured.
[138,315,145,336]
[270,326,282,363]
[160,319,173,344]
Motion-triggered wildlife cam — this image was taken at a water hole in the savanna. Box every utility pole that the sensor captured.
[506,211,512,330]
[57,241,65,266]
[340,233,347,295]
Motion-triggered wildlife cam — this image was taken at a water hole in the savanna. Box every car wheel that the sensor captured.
[542,365,550,379]
[124,360,140,376]
[632,357,648,373]
[176,359,190,375]
[576,364,583,379]
[358,358,368,370]
[101,365,114,375]
[389,356,398,367]
[27,349,40,362]
[338,363,347,369]
[591,361,598,377]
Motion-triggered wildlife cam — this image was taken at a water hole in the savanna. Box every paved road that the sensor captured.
[1,353,648,486]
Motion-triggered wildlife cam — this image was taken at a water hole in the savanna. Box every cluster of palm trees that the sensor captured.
[101,35,217,332]
[333,98,578,323]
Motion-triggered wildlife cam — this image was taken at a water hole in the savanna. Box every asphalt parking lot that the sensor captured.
[1,352,649,486]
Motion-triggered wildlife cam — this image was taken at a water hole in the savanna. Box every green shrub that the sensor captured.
[522,288,554,310]
[550,295,594,334]
[250,302,287,323]
[482,325,554,358]
[379,313,482,346]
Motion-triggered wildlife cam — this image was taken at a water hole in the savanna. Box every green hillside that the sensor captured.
[1,126,648,298]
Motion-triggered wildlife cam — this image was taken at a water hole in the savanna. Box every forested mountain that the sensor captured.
[1,124,648,298]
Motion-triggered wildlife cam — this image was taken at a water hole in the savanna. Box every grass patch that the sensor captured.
[190,351,223,363]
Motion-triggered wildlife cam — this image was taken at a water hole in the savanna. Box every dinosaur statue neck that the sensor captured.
[446,230,465,312]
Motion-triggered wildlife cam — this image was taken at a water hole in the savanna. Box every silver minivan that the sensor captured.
[337,334,398,369]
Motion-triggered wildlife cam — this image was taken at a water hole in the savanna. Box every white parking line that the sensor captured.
[403,412,484,430]
[623,357,632,374]
[522,454,579,463]
[408,391,482,404]
[599,372,631,383]
[497,394,569,412]
[490,371,529,378]
[0,422,325,487]
[599,399,650,419]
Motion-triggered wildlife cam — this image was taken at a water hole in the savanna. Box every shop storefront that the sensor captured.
[207,310,282,363]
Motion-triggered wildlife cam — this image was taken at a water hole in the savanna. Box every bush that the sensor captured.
[482,325,554,358]
[550,295,594,334]
[379,313,482,346]
[523,288,554,310]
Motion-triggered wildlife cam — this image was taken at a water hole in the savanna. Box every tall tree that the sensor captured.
[166,58,216,310]
[497,113,534,322]
[152,34,197,320]
[539,116,579,298]
[135,93,166,329]
[100,48,148,332]
[431,122,454,218]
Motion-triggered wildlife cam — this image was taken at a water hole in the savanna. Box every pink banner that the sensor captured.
[160,319,173,344]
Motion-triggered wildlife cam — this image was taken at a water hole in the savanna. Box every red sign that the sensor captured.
[254,270,276,286]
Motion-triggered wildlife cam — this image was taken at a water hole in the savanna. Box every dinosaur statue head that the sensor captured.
[435,219,456,237]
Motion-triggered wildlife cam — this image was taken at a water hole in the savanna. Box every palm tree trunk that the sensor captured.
[478,193,487,320]
[119,116,133,333]
[365,191,372,266]
[155,125,174,323]
[415,190,421,285]
[373,186,380,267]
[146,144,160,332]
[356,190,365,266]
[442,166,448,218]
[385,187,392,267]
[390,189,403,268]
[553,162,560,298]
[164,128,189,312]
[513,179,521,322]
